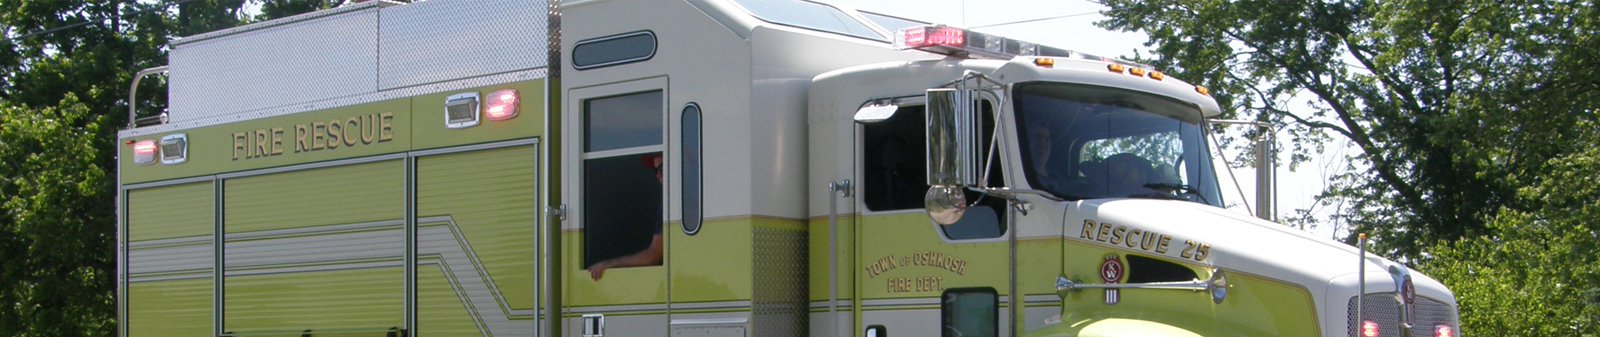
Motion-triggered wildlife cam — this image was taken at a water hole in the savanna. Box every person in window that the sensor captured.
[1026,122,1071,192]
[588,153,665,281]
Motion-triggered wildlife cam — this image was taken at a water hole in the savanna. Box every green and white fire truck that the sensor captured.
[116,0,1460,336]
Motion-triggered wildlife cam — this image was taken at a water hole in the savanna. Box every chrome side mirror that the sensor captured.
[1207,269,1228,304]
[925,88,976,225]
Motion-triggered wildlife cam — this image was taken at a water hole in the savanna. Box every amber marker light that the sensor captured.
[1195,85,1210,96]
[1107,63,1125,73]
[1149,71,1165,80]
[1129,67,1146,76]
[1033,58,1055,68]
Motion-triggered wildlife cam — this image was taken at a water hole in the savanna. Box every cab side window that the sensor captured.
[861,102,1007,239]
[582,90,665,268]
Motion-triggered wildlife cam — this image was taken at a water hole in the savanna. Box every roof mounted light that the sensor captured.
[894,25,1151,69]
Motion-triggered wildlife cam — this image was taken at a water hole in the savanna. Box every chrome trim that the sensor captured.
[671,300,753,310]
[669,318,749,326]
[1057,269,1228,304]
[127,66,170,128]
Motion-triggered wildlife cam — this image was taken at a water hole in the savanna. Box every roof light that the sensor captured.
[1195,85,1210,96]
[132,140,158,166]
[1149,71,1165,80]
[1362,320,1380,337]
[897,26,964,49]
[485,89,519,121]
[1129,67,1146,77]
[1033,58,1055,68]
[1108,64,1125,73]
[892,25,1156,71]
[1434,325,1452,337]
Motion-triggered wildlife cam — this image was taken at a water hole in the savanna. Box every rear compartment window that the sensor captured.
[573,31,657,70]
[731,0,886,42]
[681,103,703,235]
[582,90,665,269]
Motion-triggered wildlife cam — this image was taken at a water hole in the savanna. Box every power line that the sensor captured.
[7,0,204,42]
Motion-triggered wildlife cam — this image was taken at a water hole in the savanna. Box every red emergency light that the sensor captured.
[485,89,519,121]
[1435,325,1452,337]
[1361,320,1380,337]
[132,140,158,165]
[899,26,964,49]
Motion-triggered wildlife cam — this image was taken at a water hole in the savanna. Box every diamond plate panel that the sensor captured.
[752,227,808,337]
[377,0,549,90]
[168,4,383,124]
[1348,293,1458,337]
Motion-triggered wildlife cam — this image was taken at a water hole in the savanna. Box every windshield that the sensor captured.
[1014,82,1223,206]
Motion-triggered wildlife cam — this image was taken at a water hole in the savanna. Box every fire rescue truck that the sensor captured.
[115,0,1460,336]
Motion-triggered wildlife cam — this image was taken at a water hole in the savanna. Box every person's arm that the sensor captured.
[588,234,664,281]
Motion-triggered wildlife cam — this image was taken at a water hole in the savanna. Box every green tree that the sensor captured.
[0,95,113,336]
[0,0,409,333]
[1095,0,1600,259]
[1421,146,1600,335]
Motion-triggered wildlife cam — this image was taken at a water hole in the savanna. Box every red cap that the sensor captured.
[641,153,663,167]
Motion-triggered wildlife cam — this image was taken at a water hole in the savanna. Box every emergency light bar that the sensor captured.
[893,25,1151,69]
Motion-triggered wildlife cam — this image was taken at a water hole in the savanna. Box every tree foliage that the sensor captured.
[1096,0,1600,333]
[0,96,113,337]
[1421,146,1600,335]
[1096,0,1600,259]
[0,0,350,335]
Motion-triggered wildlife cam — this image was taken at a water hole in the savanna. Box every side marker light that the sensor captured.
[1033,58,1055,68]
[1195,85,1210,96]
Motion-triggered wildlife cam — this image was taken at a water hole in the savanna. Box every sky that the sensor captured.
[826,0,1356,238]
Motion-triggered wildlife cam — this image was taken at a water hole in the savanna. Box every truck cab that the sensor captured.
[806,26,1461,337]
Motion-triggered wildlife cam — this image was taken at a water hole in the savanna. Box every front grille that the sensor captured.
[1348,293,1459,336]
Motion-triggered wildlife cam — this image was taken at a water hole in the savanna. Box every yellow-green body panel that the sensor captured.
[128,182,213,241]
[223,160,402,234]
[1048,229,1321,336]
[852,212,1063,299]
[417,264,482,337]
[128,278,211,337]
[417,145,538,310]
[223,267,403,333]
[668,217,754,303]
[808,215,855,302]
[563,229,668,306]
